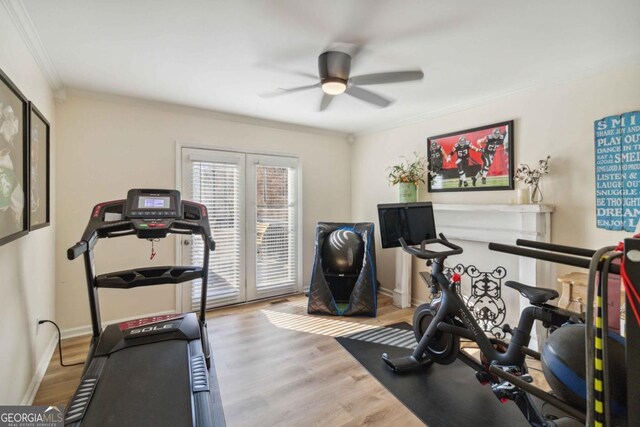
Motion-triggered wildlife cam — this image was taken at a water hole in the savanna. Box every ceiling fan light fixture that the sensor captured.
[321,79,347,95]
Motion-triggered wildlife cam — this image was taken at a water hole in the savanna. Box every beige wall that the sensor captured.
[351,64,640,300]
[56,91,351,331]
[0,10,56,404]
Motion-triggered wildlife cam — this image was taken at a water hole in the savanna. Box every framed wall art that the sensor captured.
[29,102,50,230]
[427,120,514,193]
[0,67,28,246]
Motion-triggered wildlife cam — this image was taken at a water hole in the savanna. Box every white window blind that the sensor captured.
[191,160,242,309]
[254,164,298,295]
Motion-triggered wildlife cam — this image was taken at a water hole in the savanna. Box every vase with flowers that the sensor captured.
[514,155,551,203]
[387,152,427,203]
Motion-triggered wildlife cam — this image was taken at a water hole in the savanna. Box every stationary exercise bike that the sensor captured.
[377,202,586,427]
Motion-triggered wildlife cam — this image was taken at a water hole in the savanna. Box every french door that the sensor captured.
[180,147,301,310]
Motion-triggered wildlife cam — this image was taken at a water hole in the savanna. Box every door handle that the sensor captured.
[183,239,191,246]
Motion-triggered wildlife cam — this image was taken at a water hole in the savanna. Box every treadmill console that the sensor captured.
[120,189,183,238]
[125,189,182,219]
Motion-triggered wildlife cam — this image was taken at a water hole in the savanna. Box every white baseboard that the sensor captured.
[411,297,427,307]
[21,334,58,405]
[378,287,393,297]
[61,310,177,339]
[380,286,423,307]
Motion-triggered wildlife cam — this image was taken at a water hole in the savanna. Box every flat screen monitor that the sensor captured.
[377,202,437,249]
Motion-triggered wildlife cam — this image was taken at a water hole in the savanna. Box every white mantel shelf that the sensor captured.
[433,203,555,213]
[431,203,555,246]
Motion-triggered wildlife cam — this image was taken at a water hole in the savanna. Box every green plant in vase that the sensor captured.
[386,152,427,203]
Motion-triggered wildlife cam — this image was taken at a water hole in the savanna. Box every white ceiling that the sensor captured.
[21,0,640,134]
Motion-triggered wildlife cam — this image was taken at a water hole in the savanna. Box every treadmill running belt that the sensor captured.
[82,340,192,427]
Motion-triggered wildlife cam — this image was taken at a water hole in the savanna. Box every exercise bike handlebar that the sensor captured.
[399,234,463,260]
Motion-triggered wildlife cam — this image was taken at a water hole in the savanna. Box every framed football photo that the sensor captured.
[427,120,514,193]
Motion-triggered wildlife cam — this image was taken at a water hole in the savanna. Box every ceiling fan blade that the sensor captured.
[350,70,424,86]
[320,93,334,111]
[254,61,318,80]
[259,83,320,98]
[345,86,392,108]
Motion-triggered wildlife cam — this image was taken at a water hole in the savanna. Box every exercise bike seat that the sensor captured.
[505,281,559,304]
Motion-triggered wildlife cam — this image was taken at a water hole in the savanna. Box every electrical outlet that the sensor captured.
[36,316,41,335]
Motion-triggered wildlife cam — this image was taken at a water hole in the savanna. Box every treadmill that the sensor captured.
[64,189,225,427]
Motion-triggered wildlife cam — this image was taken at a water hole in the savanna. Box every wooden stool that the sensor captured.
[557,272,588,313]
[558,271,626,335]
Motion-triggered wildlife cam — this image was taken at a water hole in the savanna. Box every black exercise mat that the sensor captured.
[336,322,532,427]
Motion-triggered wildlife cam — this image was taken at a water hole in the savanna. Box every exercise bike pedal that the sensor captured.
[475,370,493,385]
[492,382,517,402]
[381,353,432,372]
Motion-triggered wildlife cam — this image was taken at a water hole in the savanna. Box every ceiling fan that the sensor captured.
[260,50,424,111]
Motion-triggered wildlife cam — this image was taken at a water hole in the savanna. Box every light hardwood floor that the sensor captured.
[34,295,425,426]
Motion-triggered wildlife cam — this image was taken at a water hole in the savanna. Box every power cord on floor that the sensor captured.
[39,320,85,367]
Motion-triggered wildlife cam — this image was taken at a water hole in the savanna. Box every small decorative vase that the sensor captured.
[398,182,417,202]
[516,186,530,204]
[529,182,543,204]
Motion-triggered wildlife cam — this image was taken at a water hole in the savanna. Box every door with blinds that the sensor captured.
[181,147,301,310]
[246,154,300,300]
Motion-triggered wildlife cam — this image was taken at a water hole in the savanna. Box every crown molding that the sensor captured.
[53,87,66,104]
[355,55,640,137]
[65,88,350,139]
[1,0,63,90]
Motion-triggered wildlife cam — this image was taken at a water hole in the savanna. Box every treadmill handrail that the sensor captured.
[68,229,100,260]
[68,222,214,265]
[72,218,212,246]
[68,241,88,260]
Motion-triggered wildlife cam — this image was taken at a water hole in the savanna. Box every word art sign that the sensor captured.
[595,111,640,231]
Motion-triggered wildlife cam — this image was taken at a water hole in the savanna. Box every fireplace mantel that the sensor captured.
[392,203,555,348]
[434,203,554,244]
[432,203,554,213]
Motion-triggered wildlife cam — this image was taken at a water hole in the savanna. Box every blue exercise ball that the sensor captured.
[322,229,364,274]
[541,324,626,419]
